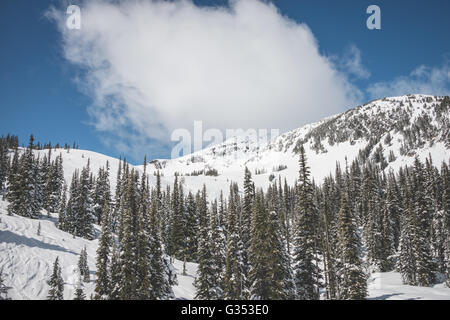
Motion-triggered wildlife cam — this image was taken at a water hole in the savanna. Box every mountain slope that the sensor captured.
[0,198,198,300]
[1,94,449,300]
[1,197,449,300]
[143,94,449,198]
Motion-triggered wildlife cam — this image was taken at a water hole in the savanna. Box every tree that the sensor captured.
[78,246,90,283]
[194,208,215,299]
[94,204,112,299]
[337,193,367,300]
[293,146,321,300]
[224,183,245,299]
[47,257,64,300]
[412,157,435,286]
[57,182,68,231]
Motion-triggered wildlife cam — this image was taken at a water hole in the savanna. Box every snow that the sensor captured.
[368,272,450,300]
[1,94,449,300]
[1,196,449,300]
[140,94,449,198]
[0,198,196,300]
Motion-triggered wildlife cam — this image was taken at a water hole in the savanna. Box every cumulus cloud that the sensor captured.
[367,60,450,99]
[48,0,362,159]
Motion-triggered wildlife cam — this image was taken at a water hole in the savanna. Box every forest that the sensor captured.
[0,133,449,300]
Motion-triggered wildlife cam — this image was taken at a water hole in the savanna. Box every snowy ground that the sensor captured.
[368,272,450,300]
[1,197,449,300]
[0,198,197,300]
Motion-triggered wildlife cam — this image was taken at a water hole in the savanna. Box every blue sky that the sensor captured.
[1,0,449,164]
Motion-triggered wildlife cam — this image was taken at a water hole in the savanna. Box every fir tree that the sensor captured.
[47,257,64,300]
[94,203,112,299]
[293,146,321,300]
[224,183,245,300]
[337,193,367,300]
[78,246,90,282]
[57,182,68,231]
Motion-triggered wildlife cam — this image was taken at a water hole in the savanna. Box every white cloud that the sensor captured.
[341,45,370,80]
[48,0,362,159]
[367,61,450,99]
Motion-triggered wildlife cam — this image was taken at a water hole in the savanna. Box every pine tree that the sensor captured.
[194,207,215,299]
[184,191,199,262]
[337,193,367,300]
[208,199,226,299]
[224,183,245,299]
[109,240,121,300]
[412,157,435,286]
[118,169,139,300]
[8,135,41,218]
[76,161,95,239]
[241,167,254,289]
[248,190,272,299]
[169,175,185,259]
[319,176,340,300]
[94,203,112,299]
[399,177,418,285]
[78,246,90,282]
[47,257,64,300]
[441,162,450,287]
[0,140,8,194]
[57,182,68,231]
[149,201,176,299]
[135,166,151,299]
[293,146,320,300]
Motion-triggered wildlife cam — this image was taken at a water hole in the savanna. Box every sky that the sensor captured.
[1,0,449,164]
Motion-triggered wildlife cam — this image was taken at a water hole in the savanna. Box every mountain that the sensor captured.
[14,94,447,200]
[1,94,449,300]
[143,94,449,198]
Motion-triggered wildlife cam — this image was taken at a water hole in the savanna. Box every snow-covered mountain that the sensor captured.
[142,94,449,198]
[1,94,449,300]
[18,94,447,200]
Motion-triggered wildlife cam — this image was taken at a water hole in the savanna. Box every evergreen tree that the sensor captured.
[78,246,90,282]
[47,257,64,300]
[57,182,67,231]
[337,193,367,300]
[135,165,151,299]
[169,175,185,259]
[293,146,321,300]
[94,203,112,299]
[118,170,139,300]
[412,157,435,286]
[194,206,215,299]
[208,199,226,299]
[224,183,245,299]
[109,240,121,300]
[184,191,199,262]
